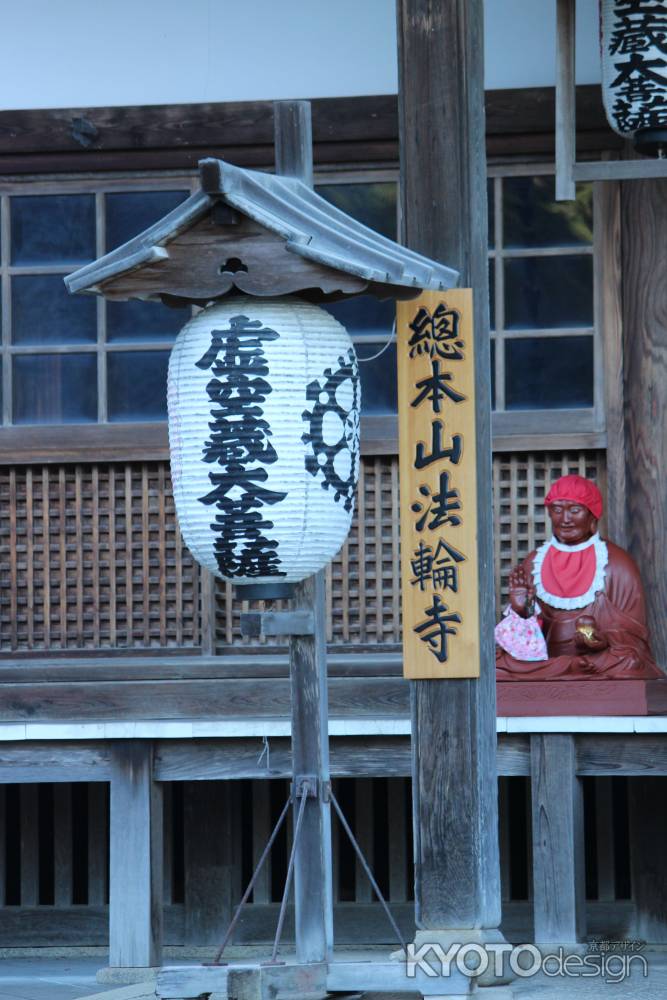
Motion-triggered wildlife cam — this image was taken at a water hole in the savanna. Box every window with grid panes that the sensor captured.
[0,180,192,425]
[488,169,597,435]
[0,169,598,438]
[317,169,598,439]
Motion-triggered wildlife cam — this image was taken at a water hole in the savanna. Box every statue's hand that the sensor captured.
[508,565,536,619]
[574,615,609,652]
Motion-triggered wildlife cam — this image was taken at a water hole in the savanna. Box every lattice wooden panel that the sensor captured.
[0,463,200,651]
[214,456,402,649]
[493,450,607,611]
[216,450,606,648]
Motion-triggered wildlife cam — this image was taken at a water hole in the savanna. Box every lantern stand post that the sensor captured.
[274,100,334,966]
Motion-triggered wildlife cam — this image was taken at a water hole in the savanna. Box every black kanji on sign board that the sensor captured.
[196,314,287,578]
[408,303,465,361]
[413,593,462,663]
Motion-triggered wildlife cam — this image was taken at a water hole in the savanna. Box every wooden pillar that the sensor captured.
[274,100,333,964]
[628,777,667,943]
[397,0,502,934]
[530,735,585,946]
[620,177,667,669]
[183,781,234,946]
[109,741,163,968]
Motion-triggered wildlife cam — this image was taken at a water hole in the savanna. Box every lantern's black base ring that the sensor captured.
[235,582,296,601]
[634,127,667,158]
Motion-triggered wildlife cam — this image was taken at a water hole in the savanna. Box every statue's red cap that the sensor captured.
[544,474,603,519]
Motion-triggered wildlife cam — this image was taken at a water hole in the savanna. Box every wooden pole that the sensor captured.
[109,741,163,969]
[397,0,503,945]
[274,100,334,964]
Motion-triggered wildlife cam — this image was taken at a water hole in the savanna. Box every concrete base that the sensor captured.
[96,965,160,985]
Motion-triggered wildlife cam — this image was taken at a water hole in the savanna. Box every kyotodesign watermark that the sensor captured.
[405,939,648,983]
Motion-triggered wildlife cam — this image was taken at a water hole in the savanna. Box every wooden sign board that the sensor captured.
[397,289,480,679]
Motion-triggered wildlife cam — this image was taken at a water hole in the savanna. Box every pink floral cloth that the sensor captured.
[494,607,548,662]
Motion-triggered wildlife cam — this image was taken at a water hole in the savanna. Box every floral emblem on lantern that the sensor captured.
[301,349,361,513]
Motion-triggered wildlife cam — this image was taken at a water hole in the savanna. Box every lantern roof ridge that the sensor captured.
[201,158,457,289]
[65,157,458,302]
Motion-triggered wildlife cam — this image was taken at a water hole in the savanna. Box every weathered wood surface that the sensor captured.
[0,652,403,681]
[398,0,501,930]
[595,180,626,544]
[0,87,619,174]
[0,898,638,948]
[102,214,367,304]
[288,572,334,961]
[240,611,314,639]
[183,781,233,946]
[577,736,667,776]
[274,100,314,188]
[621,177,667,672]
[0,676,410,721]
[109,742,163,967]
[629,777,667,943]
[555,0,576,201]
[0,742,113,782]
[531,734,585,945]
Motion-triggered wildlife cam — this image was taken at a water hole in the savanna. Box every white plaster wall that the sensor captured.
[0,0,601,111]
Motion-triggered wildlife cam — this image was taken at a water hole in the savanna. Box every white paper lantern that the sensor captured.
[168,296,360,593]
[600,0,667,154]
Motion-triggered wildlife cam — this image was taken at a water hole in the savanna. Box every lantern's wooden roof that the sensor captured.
[65,158,458,304]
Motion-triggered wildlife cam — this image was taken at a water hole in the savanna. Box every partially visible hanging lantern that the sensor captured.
[168,296,360,597]
[600,0,667,156]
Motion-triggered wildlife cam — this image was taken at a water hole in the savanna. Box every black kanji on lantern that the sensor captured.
[607,0,667,133]
[196,314,287,578]
[413,593,462,663]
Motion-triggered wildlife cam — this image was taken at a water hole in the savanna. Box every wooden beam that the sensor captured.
[109,741,163,968]
[274,101,314,188]
[531,734,585,946]
[555,0,576,201]
[397,0,502,937]
[0,87,620,176]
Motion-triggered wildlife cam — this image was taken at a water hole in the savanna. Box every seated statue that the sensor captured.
[495,474,662,680]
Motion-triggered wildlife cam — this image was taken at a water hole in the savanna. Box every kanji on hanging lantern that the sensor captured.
[167,296,360,597]
[600,0,667,156]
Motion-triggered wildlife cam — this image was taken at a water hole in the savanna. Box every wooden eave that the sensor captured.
[64,158,458,305]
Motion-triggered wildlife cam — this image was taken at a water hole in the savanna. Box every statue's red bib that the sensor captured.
[533,534,608,611]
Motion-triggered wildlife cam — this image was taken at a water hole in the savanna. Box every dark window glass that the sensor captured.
[489,261,495,330]
[505,336,594,410]
[12,275,97,345]
[13,353,97,424]
[107,299,190,343]
[107,350,170,422]
[488,178,494,248]
[490,339,496,409]
[504,255,593,330]
[106,191,189,251]
[322,296,394,338]
[11,195,96,266]
[503,177,592,248]
[356,341,397,415]
[316,183,397,240]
